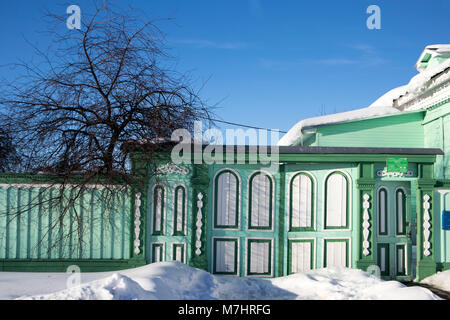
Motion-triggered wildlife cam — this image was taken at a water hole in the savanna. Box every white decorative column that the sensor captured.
[195,193,203,256]
[362,193,371,256]
[423,194,431,257]
[134,192,142,255]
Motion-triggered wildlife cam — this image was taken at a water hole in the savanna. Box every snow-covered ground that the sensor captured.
[422,270,450,293]
[0,262,442,300]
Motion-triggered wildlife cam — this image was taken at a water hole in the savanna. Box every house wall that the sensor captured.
[423,102,450,267]
[309,112,425,148]
[435,191,450,265]
[423,101,450,179]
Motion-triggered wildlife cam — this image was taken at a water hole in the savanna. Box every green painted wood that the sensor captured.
[0,186,132,261]
[309,112,425,148]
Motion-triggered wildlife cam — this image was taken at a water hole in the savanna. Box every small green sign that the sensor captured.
[386,157,408,173]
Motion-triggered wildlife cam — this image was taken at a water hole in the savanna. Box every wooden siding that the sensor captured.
[0,187,131,260]
[310,112,425,148]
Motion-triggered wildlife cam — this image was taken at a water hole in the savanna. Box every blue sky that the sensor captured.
[0,0,449,138]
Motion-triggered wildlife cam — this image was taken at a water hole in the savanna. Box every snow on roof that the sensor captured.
[427,44,450,54]
[407,55,450,96]
[278,45,450,146]
[277,105,401,146]
[415,44,450,71]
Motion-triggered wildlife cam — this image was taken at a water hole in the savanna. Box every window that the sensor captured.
[396,189,406,236]
[290,172,314,231]
[247,239,272,276]
[324,172,349,229]
[173,186,186,235]
[213,238,238,275]
[248,171,273,230]
[378,187,389,236]
[214,170,240,229]
[152,185,165,235]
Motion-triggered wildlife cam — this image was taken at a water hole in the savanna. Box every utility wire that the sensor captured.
[199,116,288,134]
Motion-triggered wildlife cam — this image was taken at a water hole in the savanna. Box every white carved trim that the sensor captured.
[437,189,450,195]
[362,193,371,256]
[134,192,142,255]
[423,194,431,257]
[195,192,203,256]
[156,163,189,175]
[397,68,450,111]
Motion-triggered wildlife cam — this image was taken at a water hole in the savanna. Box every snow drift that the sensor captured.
[12,262,440,300]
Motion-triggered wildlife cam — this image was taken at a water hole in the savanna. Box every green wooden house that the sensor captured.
[0,44,449,282]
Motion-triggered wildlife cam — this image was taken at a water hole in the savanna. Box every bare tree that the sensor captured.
[0,2,212,256]
[0,128,19,172]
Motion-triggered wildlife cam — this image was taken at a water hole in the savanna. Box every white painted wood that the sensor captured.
[250,173,271,228]
[249,241,270,274]
[423,194,431,256]
[325,174,347,228]
[291,241,312,273]
[325,241,347,268]
[154,187,163,232]
[176,187,184,232]
[153,245,162,262]
[291,174,312,228]
[217,172,238,227]
[195,193,203,255]
[175,245,183,262]
[397,246,404,274]
[133,192,141,255]
[380,247,386,272]
[362,194,371,256]
[378,188,388,235]
[397,191,404,234]
[215,240,236,273]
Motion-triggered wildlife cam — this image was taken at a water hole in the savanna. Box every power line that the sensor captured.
[199,116,288,134]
